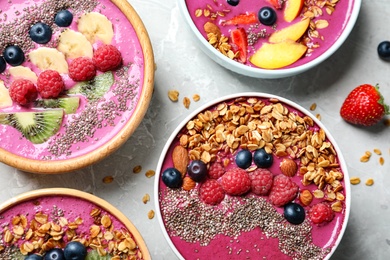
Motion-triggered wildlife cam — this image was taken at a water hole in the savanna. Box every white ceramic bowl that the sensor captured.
[155,92,350,259]
[179,0,361,78]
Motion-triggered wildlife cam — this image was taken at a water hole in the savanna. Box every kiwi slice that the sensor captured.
[85,250,111,260]
[34,96,80,114]
[68,71,114,101]
[0,109,64,144]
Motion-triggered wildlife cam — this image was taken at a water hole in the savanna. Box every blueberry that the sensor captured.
[258,6,277,26]
[29,22,52,44]
[227,0,240,6]
[235,149,252,169]
[3,45,25,66]
[44,248,65,260]
[187,160,207,182]
[284,203,305,225]
[0,56,6,73]
[162,168,183,188]
[55,10,74,27]
[253,148,273,168]
[64,241,87,260]
[25,254,43,260]
[378,41,390,60]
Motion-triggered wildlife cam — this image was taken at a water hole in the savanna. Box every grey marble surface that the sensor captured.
[1,0,390,259]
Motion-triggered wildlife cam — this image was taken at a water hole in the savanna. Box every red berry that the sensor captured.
[230,28,248,63]
[9,79,37,105]
[309,202,335,224]
[269,174,298,207]
[267,0,283,9]
[340,84,389,126]
[208,162,225,179]
[225,13,257,25]
[221,167,251,196]
[69,57,96,82]
[249,168,273,195]
[37,70,64,98]
[93,45,122,72]
[199,179,225,205]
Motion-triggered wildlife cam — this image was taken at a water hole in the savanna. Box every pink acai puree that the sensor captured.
[0,0,144,160]
[158,96,348,259]
[185,0,355,69]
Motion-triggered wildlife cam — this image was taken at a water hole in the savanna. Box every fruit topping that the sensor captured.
[284,0,304,22]
[227,0,240,6]
[230,28,248,63]
[258,6,277,26]
[340,84,389,126]
[29,47,69,74]
[64,241,87,260]
[57,29,93,59]
[93,45,122,72]
[235,149,252,169]
[44,248,65,260]
[162,168,183,188]
[284,202,305,224]
[268,18,310,43]
[85,250,111,260]
[0,56,6,73]
[253,148,273,168]
[9,79,38,105]
[78,12,114,44]
[187,160,207,182]
[221,167,251,196]
[249,168,273,195]
[208,161,225,179]
[267,0,283,9]
[69,57,97,82]
[224,13,257,25]
[34,96,80,114]
[0,80,13,108]
[279,158,297,177]
[3,45,25,66]
[377,41,390,60]
[37,70,64,98]
[309,202,335,224]
[29,22,52,44]
[199,179,225,205]
[68,71,114,101]
[9,66,38,83]
[55,10,74,27]
[269,174,298,207]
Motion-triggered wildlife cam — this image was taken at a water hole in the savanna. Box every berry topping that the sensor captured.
[269,174,298,207]
[187,160,207,182]
[64,241,87,260]
[227,0,240,6]
[9,79,38,105]
[37,70,64,98]
[258,6,277,26]
[29,22,52,44]
[225,13,257,25]
[230,28,248,63]
[221,167,251,196]
[267,0,283,9]
[3,45,25,66]
[93,44,122,72]
[69,57,97,82]
[162,168,183,188]
[44,248,65,260]
[249,168,273,195]
[235,149,252,169]
[377,41,390,60]
[309,202,335,224]
[25,254,43,260]
[199,179,225,205]
[284,202,305,225]
[208,161,226,179]
[253,148,273,168]
[55,10,74,27]
[0,56,6,73]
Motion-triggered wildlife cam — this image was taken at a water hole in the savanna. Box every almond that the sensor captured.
[279,158,297,177]
[182,176,196,191]
[204,22,221,39]
[299,189,313,206]
[172,145,189,177]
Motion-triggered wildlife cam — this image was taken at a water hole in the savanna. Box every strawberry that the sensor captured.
[224,13,257,25]
[267,0,283,9]
[230,28,248,63]
[340,84,389,126]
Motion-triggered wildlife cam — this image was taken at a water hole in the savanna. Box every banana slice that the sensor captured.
[78,12,114,44]
[29,47,69,74]
[0,80,12,108]
[57,29,93,59]
[9,66,38,83]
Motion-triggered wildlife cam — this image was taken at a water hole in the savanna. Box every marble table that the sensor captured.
[0,0,389,259]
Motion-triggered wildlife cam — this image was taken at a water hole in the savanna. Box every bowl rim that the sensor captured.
[178,0,362,78]
[0,187,151,259]
[0,0,155,174]
[154,92,351,259]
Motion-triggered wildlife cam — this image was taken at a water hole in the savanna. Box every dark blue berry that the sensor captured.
[253,148,273,168]
[0,56,6,73]
[284,203,305,225]
[3,45,25,66]
[187,160,207,182]
[29,23,52,44]
[227,0,240,6]
[235,149,252,169]
[162,168,183,188]
[258,6,277,26]
[44,248,65,260]
[25,254,43,260]
[55,10,74,27]
[377,41,390,60]
[64,241,87,260]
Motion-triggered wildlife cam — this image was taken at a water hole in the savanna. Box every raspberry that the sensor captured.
[221,167,251,196]
[208,162,225,179]
[69,57,96,82]
[37,70,64,98]
[93,44,122,72]
[309,202,335,224]
[269,174,298,207]
[9,79,37,105]
[249,168,273,195]
[199,179,225,205]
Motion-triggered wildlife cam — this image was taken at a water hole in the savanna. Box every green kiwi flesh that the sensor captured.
[68,71,114,101]
[34,96,80,114]
[85,250,111,260]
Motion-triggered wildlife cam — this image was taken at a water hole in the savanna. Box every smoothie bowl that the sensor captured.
[0,0,154,173]
[155,93,350,259]
[179,0,361,78]
[0,188,150,259]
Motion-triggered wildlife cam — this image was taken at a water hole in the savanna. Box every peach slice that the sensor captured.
[269,18,310,43]
[249,41,308,69]
[284,0,304,22]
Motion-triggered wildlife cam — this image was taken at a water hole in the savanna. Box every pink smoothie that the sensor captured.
[158,96,348,259]
[0,0,145,160]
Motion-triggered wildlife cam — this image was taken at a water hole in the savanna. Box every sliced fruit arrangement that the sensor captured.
[34,96,80,114]
[68,71,114,101]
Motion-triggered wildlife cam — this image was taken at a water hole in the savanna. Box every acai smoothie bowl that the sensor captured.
[179,0,361,78]
[155,93,350,259]
[0,188,150,259]
[0,0,154,173]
